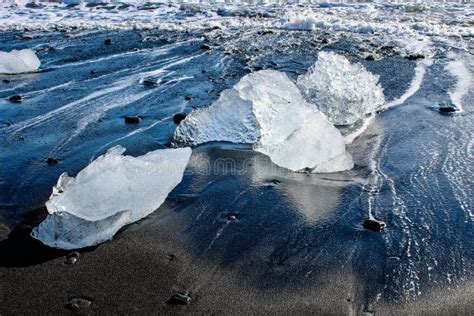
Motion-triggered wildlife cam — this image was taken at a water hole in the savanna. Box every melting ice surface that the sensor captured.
[297,51,385,126]
[31,146,192,249]
[173,70,353,173]
[0,49,40,74]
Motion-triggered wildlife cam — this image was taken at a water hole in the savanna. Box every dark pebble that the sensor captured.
[47,158,59,165]
[66,298,92,311]
[406,54,425,60]
[65,252,80,265]
[133,48,139,52]
[166,292,191,305]
[104,39,113,45]
[439,106,457,113]
[201,69,207,73]
[363,184,380,194]
[125,116,140,124]
[200,44,211,50]
[363,218,386,232]
[142,79,159,86]
[26,2,42,8]
[173,113,187,125]
[2,79,11,83]
[8,95,23,103]
[184,96,192,101]
[365,55,375,61]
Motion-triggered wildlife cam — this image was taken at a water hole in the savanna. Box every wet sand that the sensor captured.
[1,204,472,315]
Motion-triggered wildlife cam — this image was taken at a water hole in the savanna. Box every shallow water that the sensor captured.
[0,1,473,313]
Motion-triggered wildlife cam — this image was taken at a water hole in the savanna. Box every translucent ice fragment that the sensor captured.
[31,146,192,249]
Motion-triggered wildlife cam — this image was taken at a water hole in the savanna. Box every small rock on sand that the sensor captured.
[47,158,59,165]
[439,106,457,114]
[65,252,80,265]
[8,95,23,103]
[124,116,140,124]
[66,298,92,311]
[142,79,159,86]
[173,113,187,125]
[166,292,191,305]
[363,218,386,232]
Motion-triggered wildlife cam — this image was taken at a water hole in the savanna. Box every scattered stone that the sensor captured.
[125,116,140,124]
[201,69,207,73]
[18,135,25,140]
[363,184,380,194]
[2,79,11,83]
[167,253,176,261]
[173,113,187,125]
[252,66,263,71]
[65,252,80,265]
[226,212,240,222]
[8,95,23,103]
[142,79,159,86]
[200,44,211,50]
[166,292,191,305]
[47,157,59,165]
[265,179,281,188]
[90,70,97,74]
[365,55,375,61]
[133,48,139,52]
[363,218,386,232]
[104,39,113,45]
[439,106,457,114]
[321,38,329,44]
[389,256,400,261]
[66,298,92,311]
[184,96,192,101]
[406,54,425,61]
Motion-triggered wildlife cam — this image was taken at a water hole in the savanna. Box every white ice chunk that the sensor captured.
[173,70,353,173]
[173,89,259,146]
[31,146,192,249]
[297,51,385,126]
[0,49,41,74]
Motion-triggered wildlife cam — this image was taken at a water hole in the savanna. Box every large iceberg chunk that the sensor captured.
[0,49,41,74]
[31,146,192,249]
[173,70,353,173]
[297,51,385,125]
